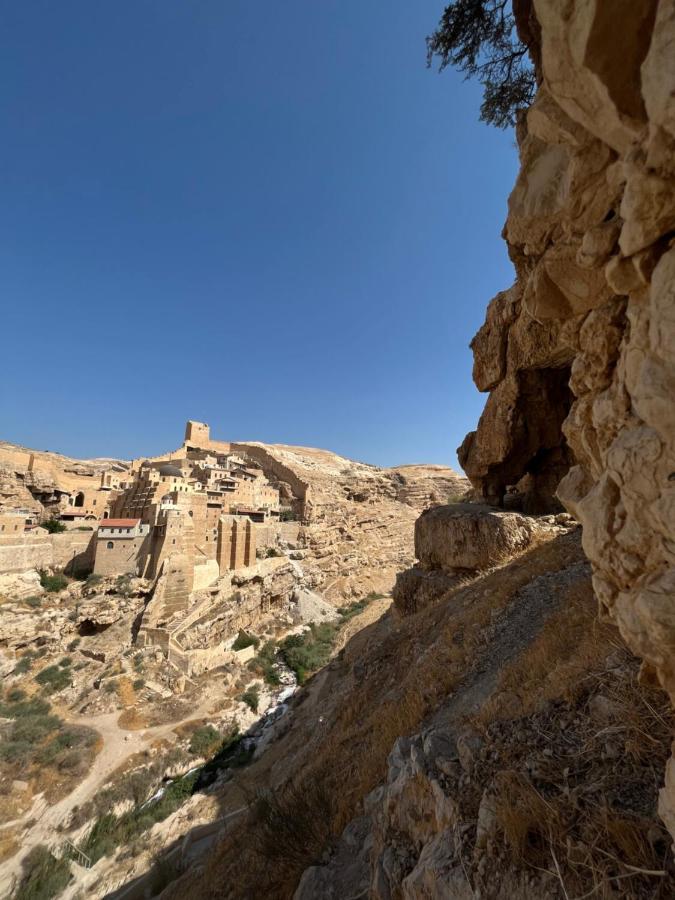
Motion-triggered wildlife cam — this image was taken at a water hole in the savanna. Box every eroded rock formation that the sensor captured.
[458,0,675,835]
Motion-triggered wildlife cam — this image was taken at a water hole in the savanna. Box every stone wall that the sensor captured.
[460,0,675,838]
[0,531,94,575]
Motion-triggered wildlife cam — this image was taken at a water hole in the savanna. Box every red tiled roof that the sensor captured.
[98,519,140,528]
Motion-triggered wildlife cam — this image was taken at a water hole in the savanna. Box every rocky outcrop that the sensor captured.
[393,504,573,616]
[457,0,675,836]
[237,443,468,601]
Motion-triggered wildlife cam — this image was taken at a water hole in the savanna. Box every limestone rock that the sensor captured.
[457,0,675,847]
[414,504,536,573]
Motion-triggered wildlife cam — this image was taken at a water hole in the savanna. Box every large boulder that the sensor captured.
[415,504,536,573]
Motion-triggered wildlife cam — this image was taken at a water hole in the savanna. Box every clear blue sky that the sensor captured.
[1,1,518,469]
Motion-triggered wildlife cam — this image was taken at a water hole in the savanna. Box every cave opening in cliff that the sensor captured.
[506,365,574,513]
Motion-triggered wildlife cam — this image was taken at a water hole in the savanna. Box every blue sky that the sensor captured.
[0,1,518,469]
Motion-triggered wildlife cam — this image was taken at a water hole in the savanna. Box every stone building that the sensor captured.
[91,422,278,583]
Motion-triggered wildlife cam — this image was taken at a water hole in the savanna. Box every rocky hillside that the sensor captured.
[0,441,128,517]
[238,442,468,600]
[457,0,675,837]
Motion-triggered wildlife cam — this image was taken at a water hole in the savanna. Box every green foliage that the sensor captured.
[278,623,338,684]
[36,664,72,694]
[133,652,145,673]
[248,640,281,686]
[85,573,103,586]
[15,844,71,900]
[43,518,66,534]
[426,0,536,127]
[189,725,221,757]
[81,769,200,863]
[39,570,68,593]
[232,630,260,652]
[24,595,42,608]
[11,714,62,744]
[67,638,80,652]
[240,685,260,713]
[34,726,97,767]
[132,678,145,691]
[13,653,35,674]
[265,546,280,558]
[0,693,51,719]
[103,679,118,694]
[58,656,71,668]
[280,508,298,522]
[194,726,251,789]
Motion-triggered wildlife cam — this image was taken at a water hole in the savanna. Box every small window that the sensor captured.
[107,541,114,550]
[172,538,176,544]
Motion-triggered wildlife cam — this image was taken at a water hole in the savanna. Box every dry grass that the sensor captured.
[117,707,148,730]
[477,578,620,724]
[0,827,20,863]
[167,531,591,899]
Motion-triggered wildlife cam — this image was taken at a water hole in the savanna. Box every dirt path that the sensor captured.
[0,692,223,896]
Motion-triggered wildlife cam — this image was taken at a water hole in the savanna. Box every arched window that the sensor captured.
[74,492,85,508]
[107,541,114,550]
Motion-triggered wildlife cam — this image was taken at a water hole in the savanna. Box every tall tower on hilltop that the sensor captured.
[184,420,210,447]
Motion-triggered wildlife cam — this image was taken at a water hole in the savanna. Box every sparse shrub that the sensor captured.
[13,653,35,675]
[132,678,145,691]
[58,656,71,668]
[85,573,102,586]
[15,843,71,900]
[0,694,51,719]
[232,630,260,652]
[240,686,260,713]
[39,570,68,593]
[6,687,25,703]
[81,769,200,863]
[103,679,118,694]
[280,509,297,522]
[248,640,281,686]
[67,638,80,652]
[278,623,338,684]
[36,665,72,694]
[189,725,222,757]
[43,518,66,534]
[265,547,280,558]
[0,739,33,764]
[11,714,61,744]
[24,596,42,609]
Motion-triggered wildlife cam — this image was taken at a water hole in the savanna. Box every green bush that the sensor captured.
[15,844,71,900]
[103,679,118,694]
[67,638,80,652]
[36,665,72,694]
[0,694,51,719]
[248,640,280,686]
[0,740,33,764]
[278,622,339,684]
[12,714,62,744]
[232,630,260,652]
[85,573,102,585]
[13,654,35,674]
[189,725,221,757]
[132,678,145,691]
[280,509,297,522]
[39,570,68,593]
[82,769,200,863]
[240,686,260,713]
[24,595,42,608]
[43,518,66,534]
[58,656,71,668]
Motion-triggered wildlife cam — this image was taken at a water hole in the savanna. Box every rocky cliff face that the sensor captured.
[243,443,468,601]
[457,0,675,835]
